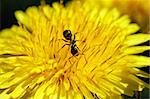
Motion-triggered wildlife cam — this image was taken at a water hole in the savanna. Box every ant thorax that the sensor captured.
[71,39,76,44]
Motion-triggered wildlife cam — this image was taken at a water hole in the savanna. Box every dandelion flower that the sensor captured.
[0,1,150,99]
[80,0,150,33]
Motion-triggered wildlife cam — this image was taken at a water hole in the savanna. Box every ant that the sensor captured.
[60,30,79,56]
[57,30,87,64]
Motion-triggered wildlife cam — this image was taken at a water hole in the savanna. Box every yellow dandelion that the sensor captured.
[113,0,149,33]
[0,1,150,99]
[80,0,150,33]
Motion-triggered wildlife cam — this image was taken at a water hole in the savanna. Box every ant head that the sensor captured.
[63,30,72,40]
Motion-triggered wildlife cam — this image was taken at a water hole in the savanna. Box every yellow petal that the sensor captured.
[42,5,53,19]
[63,78,70,91]
[10,25,30,37]
[10,82,26,98]
[123,46,150,55]
[128,75,149,90]
[74,92,83,99]
[0,72,15,84]
[0,73,29,89]
[15,11,29,27]
[121,55,150,67]
[78,83,93,99]
[59,82,67,99]
[0,94,10,99]
[124,34,150,46]
[0,89,10,99]
[48,83,59,99]
[79,76,106,98]
[46,83,56,96]
[26,6,40,21]
[128,68,149,78]
[0,28,15,38]
[34,82,49,99]
[115,15,131,28]
[125,24,140,35]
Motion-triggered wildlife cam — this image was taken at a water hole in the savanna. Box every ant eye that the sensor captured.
[63,30,72,40]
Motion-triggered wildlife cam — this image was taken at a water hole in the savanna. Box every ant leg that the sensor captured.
[83,54,88,64]
[77,39,86,42]
[74,32,78,35]
[73,32,86,43]
[57,39,68,42]
[68,55,79,65]
[68,56,74,65]
[68,55,77,65]
[57,44,70,53]
[76,40,82,42]
[76,46,81,51]
[62,39,68,42]
[80,52,88,64]
[77,47,88,64]
[73,32,78,40]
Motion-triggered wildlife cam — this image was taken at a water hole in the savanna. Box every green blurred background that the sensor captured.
[0,0,149,99]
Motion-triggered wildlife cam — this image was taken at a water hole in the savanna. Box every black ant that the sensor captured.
[60,30,79,56]
[57,30,87,64]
